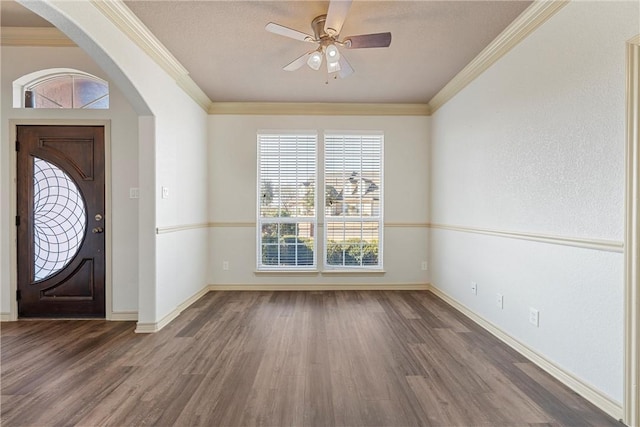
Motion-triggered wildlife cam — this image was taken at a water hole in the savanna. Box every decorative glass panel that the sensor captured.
[26,74,109,109]
[33,157,87,281]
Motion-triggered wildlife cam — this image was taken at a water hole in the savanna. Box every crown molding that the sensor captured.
[89,0,212,111]
[0,27,76,47]
[208,102,431,116]
[428,0,569,114]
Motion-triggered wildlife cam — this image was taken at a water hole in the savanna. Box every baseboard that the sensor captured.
[208,283,429,291]
[1,312,137,321]
[134,286,209,334]
[428,284,623,420]
[134,322,159,334]
[135,303,191,333]
[110,311,138,321]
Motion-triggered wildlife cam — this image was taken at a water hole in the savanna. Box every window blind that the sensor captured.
[257,133,317,269]
[324,133,383,268]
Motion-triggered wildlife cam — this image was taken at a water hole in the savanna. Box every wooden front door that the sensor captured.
[16,125,105,318]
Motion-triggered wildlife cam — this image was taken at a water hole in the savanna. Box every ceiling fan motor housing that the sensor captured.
[312,15,333,41]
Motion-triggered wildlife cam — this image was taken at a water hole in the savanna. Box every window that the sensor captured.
[324,133,383,268]
[257,131,383,271]
[13,69,109,109]
[257,133,317,269]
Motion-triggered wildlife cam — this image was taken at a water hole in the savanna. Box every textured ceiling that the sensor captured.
[2,0,532,104]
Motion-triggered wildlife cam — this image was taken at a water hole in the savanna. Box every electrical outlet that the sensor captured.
[223,261,229,271]
[162,186,169,199]
[471,282,477,295]
[529,307,539,327]
[129,187,139,199]
[496,293,504,309]
[421,261,428,271]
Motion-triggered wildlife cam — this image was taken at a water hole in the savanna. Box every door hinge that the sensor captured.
[16,290,21,301]
[15,216,20,226]
[15,140,20,151]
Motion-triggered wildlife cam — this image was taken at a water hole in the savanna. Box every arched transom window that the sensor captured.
[14,69,109,109]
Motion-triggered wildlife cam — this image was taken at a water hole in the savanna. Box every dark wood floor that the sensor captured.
[1,291,619,426]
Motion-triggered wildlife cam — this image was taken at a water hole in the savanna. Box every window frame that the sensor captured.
[13,68,109,109]
[256,131,318,271]
[322,131,384,271]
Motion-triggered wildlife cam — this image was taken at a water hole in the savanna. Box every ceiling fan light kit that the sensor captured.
[307,50,323,71]
[265,0,392,79]
[325,43,340,60]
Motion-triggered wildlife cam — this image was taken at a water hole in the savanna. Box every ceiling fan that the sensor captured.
[265,0,392,79]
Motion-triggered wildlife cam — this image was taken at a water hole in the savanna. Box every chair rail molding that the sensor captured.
[429,223,623,253]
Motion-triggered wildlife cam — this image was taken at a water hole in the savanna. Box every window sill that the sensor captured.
[321,270,386,276]
[253,269,386,277]
[254,270,319,276]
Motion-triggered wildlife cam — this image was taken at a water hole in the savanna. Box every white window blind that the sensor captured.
[324,133,383,268]
[257,133,317,269]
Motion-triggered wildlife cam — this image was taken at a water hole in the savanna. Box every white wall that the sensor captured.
[0,45,139,315]
[209,115,430,286]
[430,0,638,404]
[153,92,209,320]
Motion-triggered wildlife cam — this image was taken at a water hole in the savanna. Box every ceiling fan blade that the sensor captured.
[283,52,313,71]
[338,55,354,79]
[344,32,392,49]
[324,0,352,36]
[265,22,315,42]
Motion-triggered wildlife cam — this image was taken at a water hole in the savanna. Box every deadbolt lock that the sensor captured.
[95,214,103,221]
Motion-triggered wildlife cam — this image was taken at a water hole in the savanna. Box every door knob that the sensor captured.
[92,227,104,234]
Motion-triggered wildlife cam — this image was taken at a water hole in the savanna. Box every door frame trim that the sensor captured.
[625,34,640,427]
[9,119,113,320]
